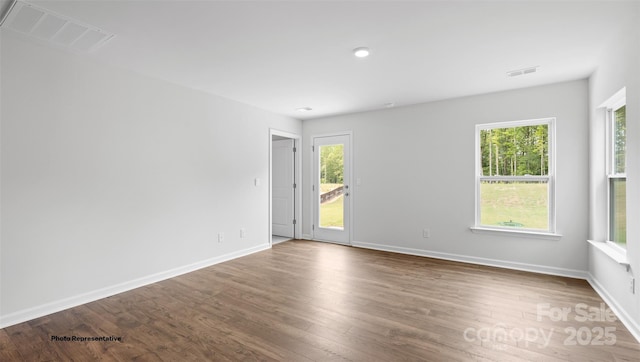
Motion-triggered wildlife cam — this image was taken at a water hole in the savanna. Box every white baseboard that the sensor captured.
[0,243,270,329]
[301,234,313,240]
[587,273,640,343]
[351,240,588,279]
[272,238,291,245]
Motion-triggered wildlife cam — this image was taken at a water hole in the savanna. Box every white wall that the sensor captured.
[303,80,589,276]
[588,5,640,339]
[0,31,301,326]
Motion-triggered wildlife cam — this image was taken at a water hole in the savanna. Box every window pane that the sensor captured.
[614,106,626,174]
[479,125,548,176]
[319,144,344,229]
[480,180,548,230]
[609,178,626,245]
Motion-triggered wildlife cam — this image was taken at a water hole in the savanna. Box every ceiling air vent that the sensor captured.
[507,66,539,78]
[0,0,115,52]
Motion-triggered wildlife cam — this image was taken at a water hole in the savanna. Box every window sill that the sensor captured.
[587,240,630,270]
[470,226,562,240]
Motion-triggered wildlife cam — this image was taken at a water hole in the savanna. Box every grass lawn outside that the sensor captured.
[320,195,344,228]
[610,178,626,245]
[480,182,548,230]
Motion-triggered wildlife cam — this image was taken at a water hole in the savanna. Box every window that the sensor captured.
[475,118,555,234]
[607,99,626,247]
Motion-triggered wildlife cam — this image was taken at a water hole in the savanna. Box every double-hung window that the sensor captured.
[475,118,556,234]
[607,99,626,247]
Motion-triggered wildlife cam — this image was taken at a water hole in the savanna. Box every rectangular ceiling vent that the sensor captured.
[507,66,539,78]
[0,0,115,52]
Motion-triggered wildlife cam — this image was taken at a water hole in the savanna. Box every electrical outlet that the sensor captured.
[240,228,246,239]
[423,228,430,238]
[218,232,224,243]
[630,277,635,294]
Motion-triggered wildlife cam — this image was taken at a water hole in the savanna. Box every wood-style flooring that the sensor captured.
[1,240,639,361]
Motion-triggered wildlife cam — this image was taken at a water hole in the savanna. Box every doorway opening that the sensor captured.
[269,129,301,245]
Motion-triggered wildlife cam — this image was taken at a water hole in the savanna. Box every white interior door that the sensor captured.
[313,134,351,244]
[272,139,295,237]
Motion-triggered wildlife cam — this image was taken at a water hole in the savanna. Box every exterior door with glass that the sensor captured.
[313,134,351,244]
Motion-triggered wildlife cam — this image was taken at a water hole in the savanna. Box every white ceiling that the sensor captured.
[2,0,638,120]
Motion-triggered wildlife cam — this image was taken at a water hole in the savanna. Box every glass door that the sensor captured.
[313,134,350,244]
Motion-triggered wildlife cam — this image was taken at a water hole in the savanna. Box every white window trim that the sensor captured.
[605,93,627,249]
[587,240,630,271]
[472,117,559,238]
[471,226,562,240]
[590,87,627,263]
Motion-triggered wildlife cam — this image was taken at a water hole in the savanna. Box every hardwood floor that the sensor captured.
[1,240,639,361]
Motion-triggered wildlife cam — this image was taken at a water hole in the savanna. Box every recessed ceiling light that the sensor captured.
[384,102,395,108]
[295,107,312,112]
[353,47,370,58]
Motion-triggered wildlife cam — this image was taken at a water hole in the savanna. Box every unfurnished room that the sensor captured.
[0,0,639,361]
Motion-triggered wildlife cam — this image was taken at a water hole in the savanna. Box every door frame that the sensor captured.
[269,129,302,246]
[311,131,353,245]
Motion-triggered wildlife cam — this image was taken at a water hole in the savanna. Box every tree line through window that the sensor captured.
[476,119,554,232]
[479,125,548,177]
